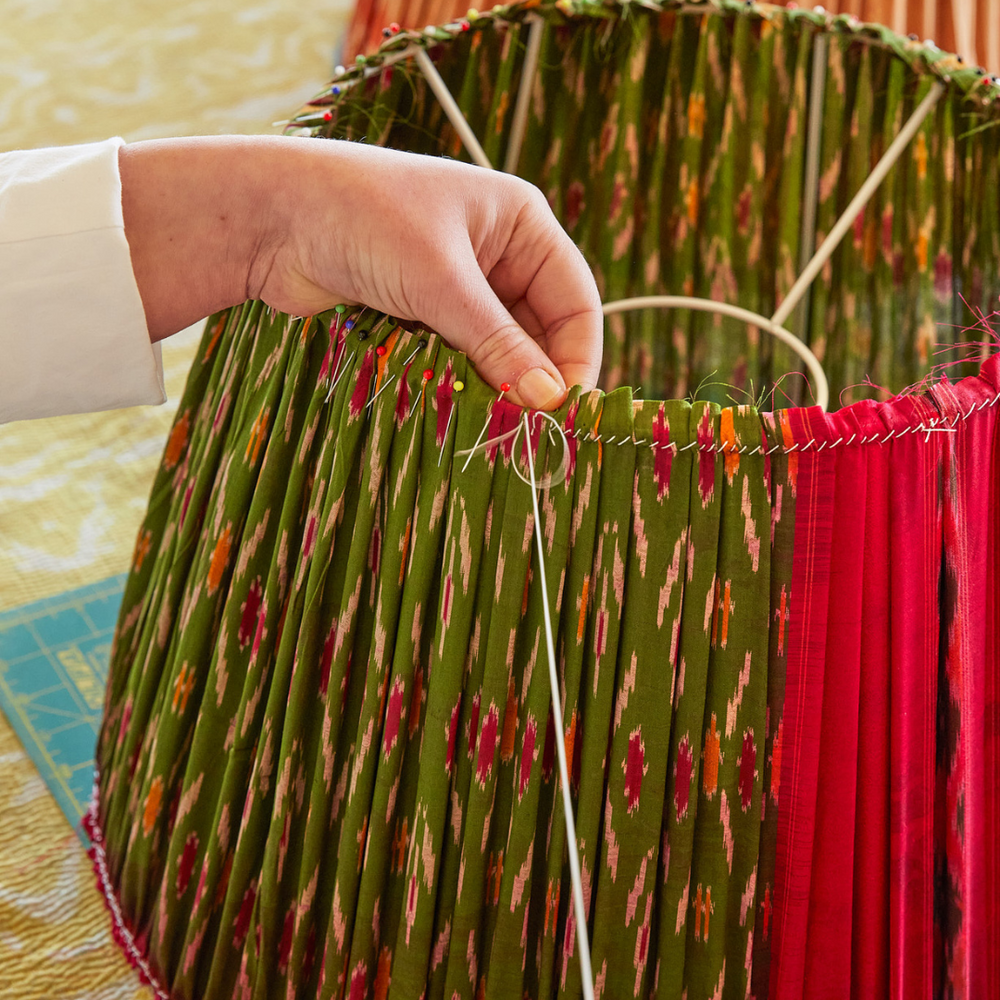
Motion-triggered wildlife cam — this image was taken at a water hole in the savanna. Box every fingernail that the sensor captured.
[517,368,565,411]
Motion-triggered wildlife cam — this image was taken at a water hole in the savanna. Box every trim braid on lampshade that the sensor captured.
[93,4,1000,999]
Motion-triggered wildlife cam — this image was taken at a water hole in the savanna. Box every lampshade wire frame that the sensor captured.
[414,47,493,168]
[770,80,947,329]
[601,296,832,410]
[503,14,545,173]
[794,32,828,341]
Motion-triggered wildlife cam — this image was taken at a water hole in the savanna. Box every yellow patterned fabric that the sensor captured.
[0,0,350,151]
[0,1,350,995]
[0,328,205,1000]
[0,722,152,1000]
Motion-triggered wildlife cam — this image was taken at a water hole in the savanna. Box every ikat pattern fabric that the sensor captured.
[92,3,1000,999]
[299,0,1000,407]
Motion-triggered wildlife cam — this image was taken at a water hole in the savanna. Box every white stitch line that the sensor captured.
[327,343,1000,457]
[433,389,1000,457]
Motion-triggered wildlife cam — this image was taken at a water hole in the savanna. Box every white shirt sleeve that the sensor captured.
[0,138,166,423]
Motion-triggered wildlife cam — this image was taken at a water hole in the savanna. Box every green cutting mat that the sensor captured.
[0,574,127,840]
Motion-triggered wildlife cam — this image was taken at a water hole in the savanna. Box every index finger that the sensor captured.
[487,199,604,392]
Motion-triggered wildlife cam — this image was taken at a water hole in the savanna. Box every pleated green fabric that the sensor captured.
[95,308,782,998]
[91,3,1000,999]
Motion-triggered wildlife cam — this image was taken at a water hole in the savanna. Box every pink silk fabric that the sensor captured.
[770,355,1000,1000]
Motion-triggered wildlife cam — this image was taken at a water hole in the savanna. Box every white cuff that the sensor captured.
[0,138,166,423]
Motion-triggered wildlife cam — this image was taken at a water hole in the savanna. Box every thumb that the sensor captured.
[429,269,567,411]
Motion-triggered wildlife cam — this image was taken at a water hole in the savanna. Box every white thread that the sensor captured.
[520,412,595,1000]
[482,411,571,489]
[455,424,521,459]
[923,426,958,441]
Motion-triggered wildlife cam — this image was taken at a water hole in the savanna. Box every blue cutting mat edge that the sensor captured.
[0,573,128,840]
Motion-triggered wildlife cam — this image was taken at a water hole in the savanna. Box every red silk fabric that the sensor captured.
[770,355,1000,1000]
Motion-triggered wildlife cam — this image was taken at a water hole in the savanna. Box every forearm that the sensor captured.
[119,136,279,341]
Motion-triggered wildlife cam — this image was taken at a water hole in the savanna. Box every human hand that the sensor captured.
[120,136,603,410]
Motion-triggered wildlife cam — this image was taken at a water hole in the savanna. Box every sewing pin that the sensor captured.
[437,402,457,467]
[461,383,507,472]
[400,340,426,369]
[327,349,356,401]
[325,344,344,400]
[409,367,435,420]
[367,373,398,409]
